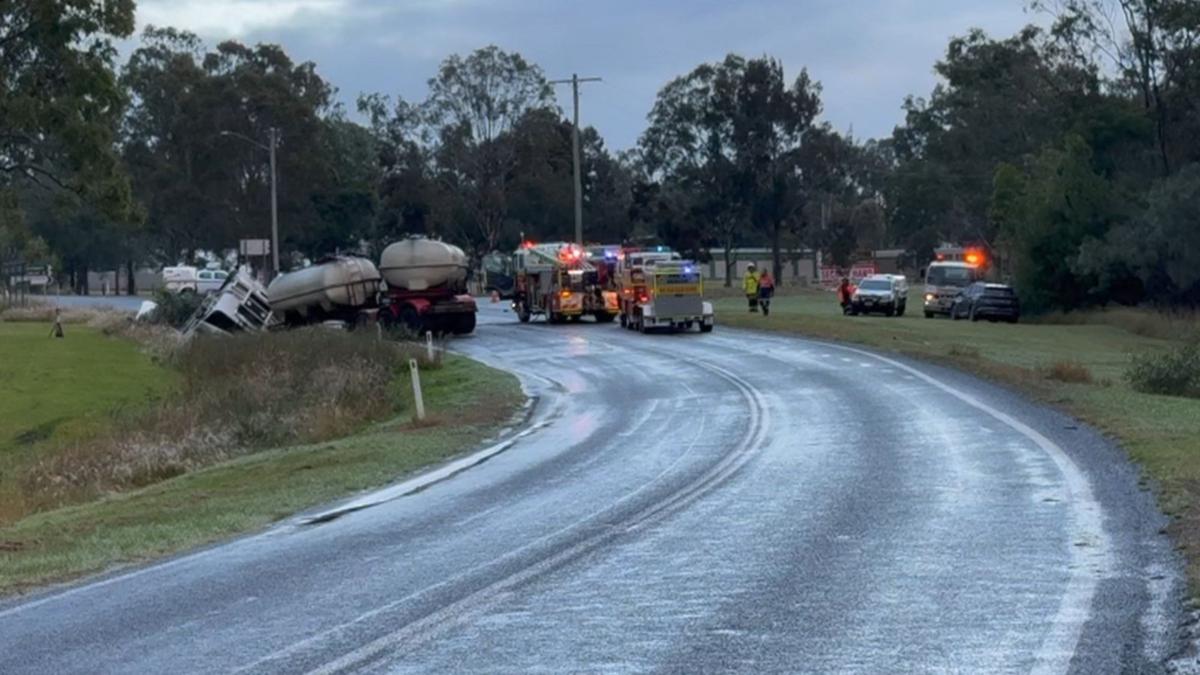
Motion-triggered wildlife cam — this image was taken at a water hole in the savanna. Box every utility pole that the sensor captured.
[550,74,601,246]
[220,127,281,280]
[268,127,279,278]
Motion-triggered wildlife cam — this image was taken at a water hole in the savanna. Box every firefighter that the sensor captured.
[743,263,760,312]
[758,269,775,316]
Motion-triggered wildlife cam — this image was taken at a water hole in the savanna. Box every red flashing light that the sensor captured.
[521,240,535,249]
[560,290,572,299]
[638,294,650,304]
[936,253,945,261]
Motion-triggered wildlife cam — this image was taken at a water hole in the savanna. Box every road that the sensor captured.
[0,301,1185,673]
[33,293,148,313]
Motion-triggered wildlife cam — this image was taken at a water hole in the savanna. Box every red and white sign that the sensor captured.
[820,264,877,287]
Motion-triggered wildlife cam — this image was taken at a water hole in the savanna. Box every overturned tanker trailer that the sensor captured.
[267,255,382,328]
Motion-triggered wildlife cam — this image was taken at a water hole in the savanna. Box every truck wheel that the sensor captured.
[595,312,616,324]
[399,306,422,334]
[924,311,935,319]
[517,302,531,323]
[451,313,476,335]
[886,305,896,317]
[619,313,628,329]
[700,323,714,333]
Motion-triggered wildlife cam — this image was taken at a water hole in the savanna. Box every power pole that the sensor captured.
[550,74,601,246]
[268,127,280,279]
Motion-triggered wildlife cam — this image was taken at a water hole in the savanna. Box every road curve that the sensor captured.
[0,302,1184,673]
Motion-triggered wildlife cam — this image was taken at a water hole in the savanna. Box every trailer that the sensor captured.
[377,237,477,335]
[619,259,714,334]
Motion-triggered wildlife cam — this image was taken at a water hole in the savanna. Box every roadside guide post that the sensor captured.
[425,330,434,362]
[409,358,426,421]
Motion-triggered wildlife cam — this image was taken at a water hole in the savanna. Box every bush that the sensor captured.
[150,289,204,328]
[1126,341,1200,398]
[22,329,420,509]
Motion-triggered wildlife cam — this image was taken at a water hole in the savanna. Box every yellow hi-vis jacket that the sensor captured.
[743,271,759,296]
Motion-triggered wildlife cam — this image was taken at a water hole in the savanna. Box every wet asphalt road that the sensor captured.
[0,301,1186,673]
[29,294,148,313]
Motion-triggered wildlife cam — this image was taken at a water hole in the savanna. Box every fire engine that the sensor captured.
[512,242,619,324]
[617,249,714,333]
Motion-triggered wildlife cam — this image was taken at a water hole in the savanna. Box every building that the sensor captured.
[700,248,822,285]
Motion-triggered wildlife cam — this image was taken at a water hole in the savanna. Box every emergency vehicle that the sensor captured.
[617,251,714,333]
[512,242,619,324]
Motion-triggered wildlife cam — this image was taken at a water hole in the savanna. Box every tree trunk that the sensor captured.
[126,260,137,295]
[771,221,783,287]
[723,240,734,287]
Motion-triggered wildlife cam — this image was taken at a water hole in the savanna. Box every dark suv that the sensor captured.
[950,282,1020,323]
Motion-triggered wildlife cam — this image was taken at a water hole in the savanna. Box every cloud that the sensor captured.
[127,0,1040,148]
[137,0,350,36]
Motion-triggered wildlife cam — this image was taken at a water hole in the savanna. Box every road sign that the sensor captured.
[239,239,271,256]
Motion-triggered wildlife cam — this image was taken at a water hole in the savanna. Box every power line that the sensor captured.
[550,74,602,246]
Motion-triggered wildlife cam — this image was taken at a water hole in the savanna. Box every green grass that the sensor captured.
[717,290,1200,591]
[0,338,522,596]
[0,323,175,522]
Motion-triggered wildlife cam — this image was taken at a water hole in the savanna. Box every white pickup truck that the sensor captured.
[162,266,229,295]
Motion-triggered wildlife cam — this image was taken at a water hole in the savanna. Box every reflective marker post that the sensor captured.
[425,330,434,362]
[409,358,426,421]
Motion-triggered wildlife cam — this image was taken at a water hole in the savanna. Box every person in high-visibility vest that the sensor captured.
[743,263,760,312]
[758,269,775,316]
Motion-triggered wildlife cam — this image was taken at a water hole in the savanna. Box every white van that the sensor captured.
[162,266,229,295]
[923,261,980,317]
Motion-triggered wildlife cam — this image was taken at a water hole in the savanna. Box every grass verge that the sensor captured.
[0,319,522,597]
[717,290,1200,593]
[0,322,176,523]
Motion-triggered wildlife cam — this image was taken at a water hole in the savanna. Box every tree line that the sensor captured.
[2,0,1197,309]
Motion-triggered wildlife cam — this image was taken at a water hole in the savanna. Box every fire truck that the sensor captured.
[617,250,714,333]
[512,242,619,324]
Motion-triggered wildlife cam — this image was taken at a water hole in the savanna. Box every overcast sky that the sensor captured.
[134,0,1039,150]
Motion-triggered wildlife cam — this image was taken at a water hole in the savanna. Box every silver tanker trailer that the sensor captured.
[263,237,476,335]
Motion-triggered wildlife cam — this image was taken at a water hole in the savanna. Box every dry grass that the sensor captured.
[1040,360,1095,384]
[947,344,982,358]
[20,329,431,511]
[1036,306,1200,341]
[0,303,103,324]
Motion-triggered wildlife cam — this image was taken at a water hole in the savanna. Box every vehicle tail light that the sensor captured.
[560,290,571,299]
[638,294,649,304]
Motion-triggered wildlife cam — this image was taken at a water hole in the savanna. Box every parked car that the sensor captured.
[162,265,229,295]
[950,282,1021,323]
[850,275,906,316]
